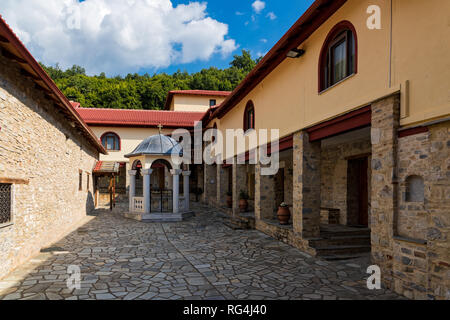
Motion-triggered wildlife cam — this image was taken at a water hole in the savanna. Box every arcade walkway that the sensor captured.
[0,204,404,300]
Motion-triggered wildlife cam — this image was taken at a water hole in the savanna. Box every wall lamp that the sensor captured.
[286,48,305,59]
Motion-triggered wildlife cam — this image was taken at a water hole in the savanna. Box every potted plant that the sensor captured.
[277,202,291,225]
[226,191,233,208]
[239,190,249,213]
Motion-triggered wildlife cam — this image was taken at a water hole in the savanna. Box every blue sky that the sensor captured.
[2,0,315,76]
[159,0,315,74]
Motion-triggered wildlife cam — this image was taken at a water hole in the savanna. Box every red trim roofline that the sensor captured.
[0,15,106,154]
[164,90,231,110]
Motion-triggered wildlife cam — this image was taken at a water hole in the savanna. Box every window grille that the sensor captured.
[0,183,12,226]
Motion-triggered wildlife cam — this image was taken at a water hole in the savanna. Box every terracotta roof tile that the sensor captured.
[76,108,205,128]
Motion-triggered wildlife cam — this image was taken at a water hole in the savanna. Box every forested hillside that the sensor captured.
[41,50,259,110]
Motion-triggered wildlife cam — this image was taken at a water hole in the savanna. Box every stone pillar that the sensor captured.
[142,169,152,214]
[370,93,400,289]
[293,131,321,238]
[171,169,182,214]
[128,170,137,212]
[217,165,228,207]
[255,164,276,221]
[203,164,217,206]
[183,171,191,211]
[232,162,247,216]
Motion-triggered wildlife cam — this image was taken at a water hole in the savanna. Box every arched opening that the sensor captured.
[101,132,121,151]
[132,160,143,197]
[319,21,358,92]
[243,101,255,132]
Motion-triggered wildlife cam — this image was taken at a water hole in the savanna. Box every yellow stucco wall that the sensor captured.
[217,0,450,152]
[91,127,176,163]
[171,95,227,112]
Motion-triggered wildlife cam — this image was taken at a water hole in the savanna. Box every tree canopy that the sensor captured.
[40,50,260,110]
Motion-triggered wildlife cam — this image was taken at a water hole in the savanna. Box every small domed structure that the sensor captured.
[125,134,182,158]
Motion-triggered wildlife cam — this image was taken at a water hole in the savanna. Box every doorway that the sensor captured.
[347,156,369,227]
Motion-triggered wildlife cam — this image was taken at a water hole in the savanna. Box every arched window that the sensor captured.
[244,101,255,131]
[405,175,425,203]
[101,132,121,151]
[319,21,357,92]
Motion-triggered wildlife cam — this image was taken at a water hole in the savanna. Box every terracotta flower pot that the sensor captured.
[226,196,233,208]
[239,199,248,213]
[277,206,291,225]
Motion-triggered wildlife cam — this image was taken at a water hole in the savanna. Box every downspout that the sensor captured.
[389,0,393,88]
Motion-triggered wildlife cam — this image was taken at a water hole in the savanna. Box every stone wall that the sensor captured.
[0,55,99,279]
[393,122,450,300]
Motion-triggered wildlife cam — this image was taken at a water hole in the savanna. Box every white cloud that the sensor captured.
[252,1,266,14]
[1,0,237,75]
[260,38,268,43]
[235,11,244,16]
[266,12,277,20]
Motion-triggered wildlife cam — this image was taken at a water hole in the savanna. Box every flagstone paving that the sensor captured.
[0,204,405,300]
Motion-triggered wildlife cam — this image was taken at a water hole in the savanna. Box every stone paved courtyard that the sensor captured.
[0,204,405,300]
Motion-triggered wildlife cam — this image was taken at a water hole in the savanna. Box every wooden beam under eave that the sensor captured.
[0,177,29,185]
[1,48,27,64]
[0,35,9,43]
[20,68,40,81]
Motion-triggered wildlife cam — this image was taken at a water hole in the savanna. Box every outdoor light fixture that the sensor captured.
[286,48,305,58]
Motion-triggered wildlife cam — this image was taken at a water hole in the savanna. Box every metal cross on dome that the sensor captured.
[157,123,163,134]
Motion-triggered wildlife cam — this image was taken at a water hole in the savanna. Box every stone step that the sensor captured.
[310,235,371,248]
[315,245,371,256]
[320,229,371,238]
[320,253,370,261]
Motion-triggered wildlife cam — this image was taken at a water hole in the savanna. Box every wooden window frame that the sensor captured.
[243,101,255,132]
[100,132,121,151]
[79,170,83,191]
[319,21,358,93]
[209,99,217,108]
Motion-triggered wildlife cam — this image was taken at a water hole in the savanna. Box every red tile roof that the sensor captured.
[164,90,231,110]
[0,15,107,154]
[76,108,205,128]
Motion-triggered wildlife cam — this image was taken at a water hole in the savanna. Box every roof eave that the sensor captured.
[0,16,107,155]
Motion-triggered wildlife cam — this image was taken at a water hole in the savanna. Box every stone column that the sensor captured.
[255,164,276,221]
[203,164,217,206]
[293,131,321,238]
[183,171,191,211]
[232,162,247,216]
[171,169,182,214]
[128,170,137,212]
[217,165,229,207]
[370,93,400,289]
[142,169,152,214]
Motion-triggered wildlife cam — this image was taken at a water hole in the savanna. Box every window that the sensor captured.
[405,175,425,202]
[0,183,12,227]
[319,21,357,92]
[79,171,83,191]
[101,132,121,151]
[244,101,255,131]
[210,99,217,107]
[87,173,90,191]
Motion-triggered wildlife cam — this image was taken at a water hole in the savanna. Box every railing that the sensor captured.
[133,197,145,213]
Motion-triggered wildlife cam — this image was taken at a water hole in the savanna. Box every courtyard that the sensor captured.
[0,204,404,301]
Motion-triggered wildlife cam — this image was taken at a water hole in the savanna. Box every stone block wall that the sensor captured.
[393,122,449,300]
[0,55,99,279]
